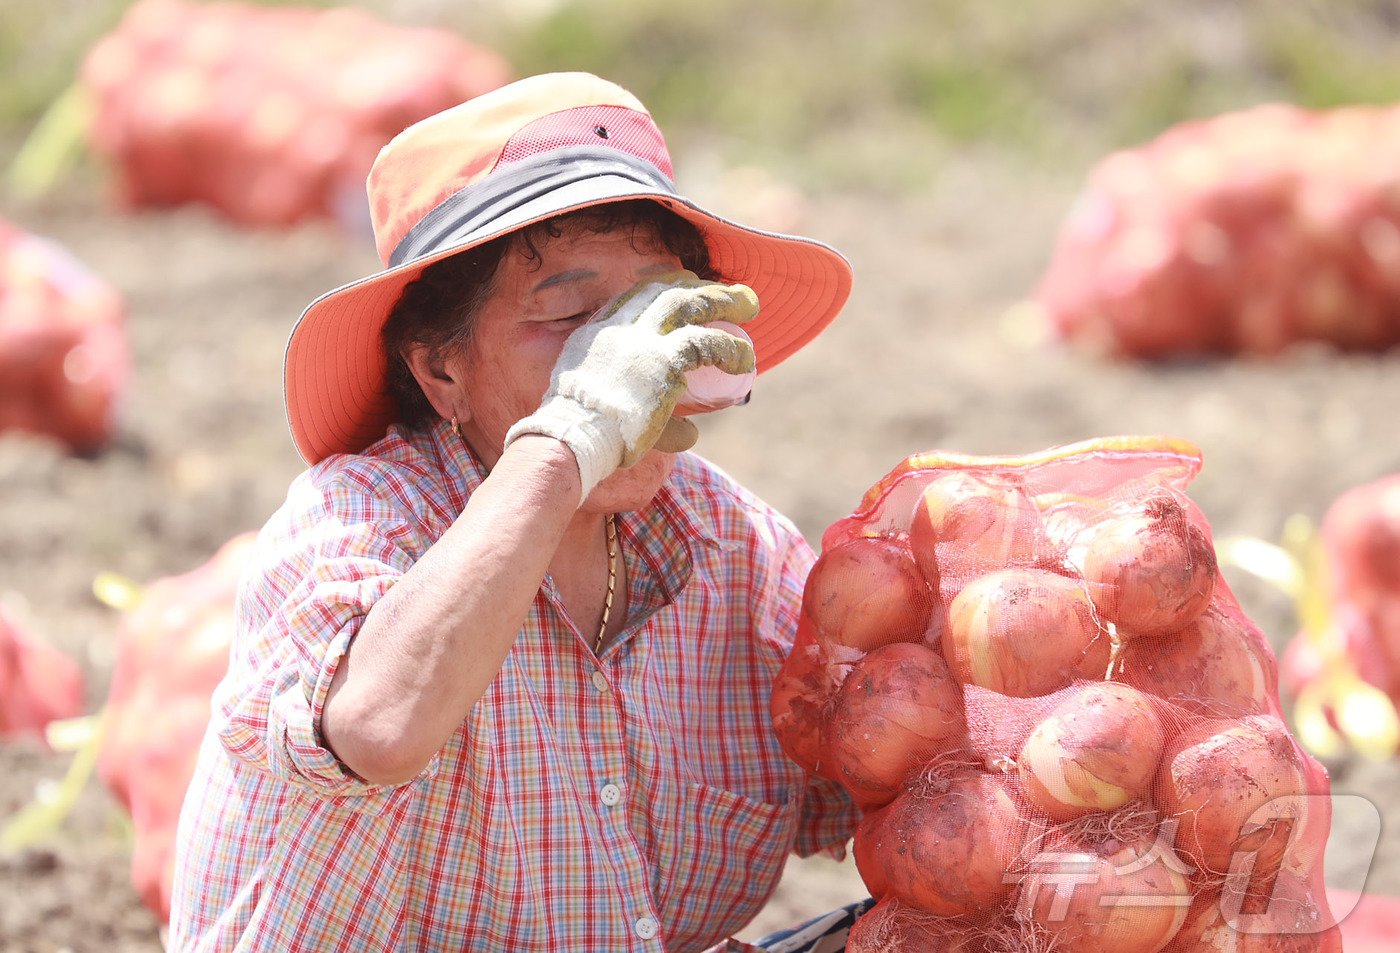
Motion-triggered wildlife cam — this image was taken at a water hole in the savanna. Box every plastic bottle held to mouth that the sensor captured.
[674,320,757,416]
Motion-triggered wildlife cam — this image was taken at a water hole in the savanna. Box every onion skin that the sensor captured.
[770,619,844,779]
[1040,498,1096,568]
[805,536,935,651]
[943,568,1112,697]
[1080,493,1218,636]
[1016,835,1193,953]
[1156,715,1312,878]
[852,807,890,900]
[1118,601,1277,717]
[826,642,968,809]
[878,771,1029,917]
[909,471,1045,593]
[1162,873,1342,952]
[1018,682,1167,821]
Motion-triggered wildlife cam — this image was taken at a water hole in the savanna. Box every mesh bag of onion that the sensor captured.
[771,436,1341,953]
[97,532,254,921]
[78,0,512,230]
[1033,102,1400,359]
[1307,474,1400,706]
[1280,472,1400,762]
[0,218,129,454]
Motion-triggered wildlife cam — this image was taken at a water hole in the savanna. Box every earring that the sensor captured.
[449,415,461,438]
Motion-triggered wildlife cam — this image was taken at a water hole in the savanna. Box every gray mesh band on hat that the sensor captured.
[388,146,679,268]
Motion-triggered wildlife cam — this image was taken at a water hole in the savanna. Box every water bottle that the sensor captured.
[674,320,756,416]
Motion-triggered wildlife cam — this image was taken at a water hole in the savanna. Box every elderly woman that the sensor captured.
[169,72,861,952]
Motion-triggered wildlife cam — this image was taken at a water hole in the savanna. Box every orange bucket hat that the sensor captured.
[284,71,853,465]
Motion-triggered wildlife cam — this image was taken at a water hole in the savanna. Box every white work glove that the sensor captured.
[503,269,758,504]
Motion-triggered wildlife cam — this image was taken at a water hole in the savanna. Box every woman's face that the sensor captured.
[446,219,687,511]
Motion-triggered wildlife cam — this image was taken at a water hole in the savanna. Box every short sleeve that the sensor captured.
[213,461,445,800]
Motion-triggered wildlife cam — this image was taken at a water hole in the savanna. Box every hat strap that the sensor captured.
[389,146,679,268]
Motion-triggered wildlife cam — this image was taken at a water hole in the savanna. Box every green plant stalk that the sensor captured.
[7,82,91,201]
[0,711,104,853]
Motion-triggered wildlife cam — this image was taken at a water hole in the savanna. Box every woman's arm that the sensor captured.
[321,275,760,787]
[320,434,579,785]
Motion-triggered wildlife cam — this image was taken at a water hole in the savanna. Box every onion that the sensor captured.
[1079,493,1217,635]
[1156,715,1312,878]
[909,471,1045,593]
[1037,493,1101,567]
[852,806,890,900]
[1017,682,1167,821]
[960,683,1067,772]
[805,536,935,651]
[826,642,968,809]
[1117,601,1276,717]
[1015,833,1192,953]
[943,568,1112,697]
[769,620,845,779]
[878,771,1029,917]
[1163,873,1342,952]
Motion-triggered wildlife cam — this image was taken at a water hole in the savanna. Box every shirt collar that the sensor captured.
[618,478,695,620]
[427,417,489,506]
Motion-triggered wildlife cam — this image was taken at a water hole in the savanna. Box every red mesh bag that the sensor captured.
[96,532,253,921]
[1281,473,1400,754]
[0,603,85,744]
[79,0,513,230]
[1034,102,1400,358]
[1314,476,1400,711]
[0,218,128,454]
[772,436,1341,953]
[847,897,992,952]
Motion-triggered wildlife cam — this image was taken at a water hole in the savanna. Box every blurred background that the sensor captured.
[3,0,1400,949]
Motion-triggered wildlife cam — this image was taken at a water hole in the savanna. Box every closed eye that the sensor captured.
[549,310,595,330]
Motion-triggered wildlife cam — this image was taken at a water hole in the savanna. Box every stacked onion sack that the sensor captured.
[0,604,86,744]
[771,437,1341,952]
[1034,102,1400,358]
[78,0,512,230]
[1284,474,1400,719]
[0,218,129,454]
[97,532,254,921]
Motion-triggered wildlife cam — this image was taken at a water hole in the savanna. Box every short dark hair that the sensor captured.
[381,200,719,429]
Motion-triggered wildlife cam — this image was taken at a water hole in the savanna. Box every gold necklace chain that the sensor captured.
[595,513,618,655]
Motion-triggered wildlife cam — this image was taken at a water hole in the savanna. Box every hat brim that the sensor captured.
[284,175,852,464]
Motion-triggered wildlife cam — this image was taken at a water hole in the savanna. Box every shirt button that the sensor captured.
[634,916,659,940]
[590,670,609,692]
[599,783,622,806]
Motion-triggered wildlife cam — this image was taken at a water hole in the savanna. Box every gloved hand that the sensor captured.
[503,270,758,504]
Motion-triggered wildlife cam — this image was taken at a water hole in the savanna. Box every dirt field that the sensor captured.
[2,142,1399,951]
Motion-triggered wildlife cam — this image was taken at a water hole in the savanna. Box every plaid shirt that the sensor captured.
[168,420,858,952]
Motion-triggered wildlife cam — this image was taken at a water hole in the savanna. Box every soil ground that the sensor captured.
[2,146,1399,951]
